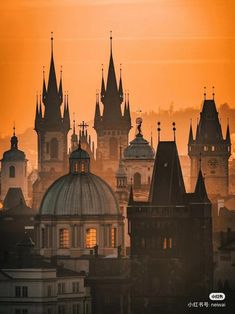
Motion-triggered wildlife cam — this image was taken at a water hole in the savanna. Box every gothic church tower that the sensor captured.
[94,34,132,187]
[32,34,70,209]
[188,90,231,197]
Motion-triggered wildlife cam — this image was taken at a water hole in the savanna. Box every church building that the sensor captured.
[188,89,231,197]
[32,34,70,209]
[94,34,132,187]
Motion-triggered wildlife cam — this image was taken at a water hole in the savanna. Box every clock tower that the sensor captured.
[188,90,231,197]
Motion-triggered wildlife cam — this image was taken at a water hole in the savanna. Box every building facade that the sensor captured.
[32,35,70,210]
[188,93,231,197]
[127,139,213,313]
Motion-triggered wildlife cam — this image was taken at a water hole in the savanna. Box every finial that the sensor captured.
[101,64,104,75]
[199,152,202,170]
[43,66,45,79]
[172,122,176,141]
[110,30,113,52]
[212,86,215,100]
[157,121,161,143]
[120,63,122,76]
[60,65,62,77]
[204,86,206,100]
[51,31,54,54]
[13,122,16,136]
[136,117,143,135]
[78,121,89,134]
[73,112,76,134]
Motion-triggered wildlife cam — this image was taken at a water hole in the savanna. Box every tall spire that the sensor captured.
[94,92,101,129]
[128,183,134,205]
[188,119,194,145]
[119,64,123,101]
[47,32,58,95]
[226,118,231,144]
[100,65,105,102]
[42,66,47,101]
[59,66,63,103]
[194,169,209,202]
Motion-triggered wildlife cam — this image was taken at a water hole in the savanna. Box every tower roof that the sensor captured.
[196,98,224,144]
[149,141,185,205]
[194,169,210,202]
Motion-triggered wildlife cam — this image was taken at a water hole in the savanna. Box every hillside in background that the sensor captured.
[1,103,235,172]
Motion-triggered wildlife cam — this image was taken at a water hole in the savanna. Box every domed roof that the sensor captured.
[39,173,120,216]
[2,133,26,161]
[123,134,155,160]
[70,147,89,160]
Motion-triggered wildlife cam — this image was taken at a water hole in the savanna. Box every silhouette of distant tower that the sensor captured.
[188,88,231,196]
[33,34,70,209]
[0,126,29,203]
[94,33,132,187]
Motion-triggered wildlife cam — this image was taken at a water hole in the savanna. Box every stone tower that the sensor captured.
[127,138,213,313]
[0,128,29,203]
[188,90,231,197]
[94,34,132,187]
[32,34,70,209]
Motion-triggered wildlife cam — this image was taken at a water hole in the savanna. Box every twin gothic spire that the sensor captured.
[35,34,70,132]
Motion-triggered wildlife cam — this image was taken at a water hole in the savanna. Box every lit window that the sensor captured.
[211,146,215,152]
[163,237,167,250]
[169,238,173,249]
[81,162,85,173]
[9,165,15,178]
[111,228,117,248]
[204,146,208,151]
[59,229,69,248]
[74,163,79,173]
[86,228,97,248]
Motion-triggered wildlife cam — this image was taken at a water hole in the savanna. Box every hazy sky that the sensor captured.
[0,0,234,136]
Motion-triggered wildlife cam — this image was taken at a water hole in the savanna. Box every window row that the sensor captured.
[15,286,28,297]
[57,281,80,295]
[41,227,117,249]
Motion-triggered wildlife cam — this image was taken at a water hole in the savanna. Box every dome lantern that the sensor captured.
[69,141,90,174]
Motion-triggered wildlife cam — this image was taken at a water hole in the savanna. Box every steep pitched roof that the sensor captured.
[196,99,224,144]
[149,141,185,205]
[3,188,26,209]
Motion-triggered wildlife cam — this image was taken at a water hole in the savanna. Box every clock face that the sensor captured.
[208,158,219,169]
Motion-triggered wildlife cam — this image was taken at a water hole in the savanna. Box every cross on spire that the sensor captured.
[78,121,89,133]
[110,30,113,52]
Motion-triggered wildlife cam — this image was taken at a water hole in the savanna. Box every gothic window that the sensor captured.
[109,137,118,159]
[9,165,15,178]
[86,228,97,248]
[81,162,85,173]
[134,172,141,189]
[163,237,173,249]
[50,138,59,159]
[111,227,117,248]
[211,146,215,152]
[163,237,167,250]
[204,146,208,152]
[59,228,69,248]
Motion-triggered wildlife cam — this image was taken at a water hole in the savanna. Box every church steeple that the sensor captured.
[94,93,101,129]
[226,120,231,144]
[194,169,209,202]
[188,120,194,145]
[119,65,123,102]
[11,124,18,149]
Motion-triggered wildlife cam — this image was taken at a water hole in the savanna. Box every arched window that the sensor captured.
[9,165,15,178]
[109,137,118,159]
[74,162,79,173]
[133,172,141,189]
[86,228,97,248]
[50,138,59,159]
[59,228,69,248]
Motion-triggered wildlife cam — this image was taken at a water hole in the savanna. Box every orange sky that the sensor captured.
[0,0,235,136]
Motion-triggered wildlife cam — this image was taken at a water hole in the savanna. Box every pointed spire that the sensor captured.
[119,64,123,101]
[157,122,161,143]
[105,31,118,99]
[94,92,101,128]
[125,92,131,126]
[63,92,70,130]
[101,65,106,101]
[39,94,43,118]
[42,66,47,101]
[188,119,194,145]
[47,31,58,95]
[194,169,209,202]
[59,66,63,103]
[226,118,231,144]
